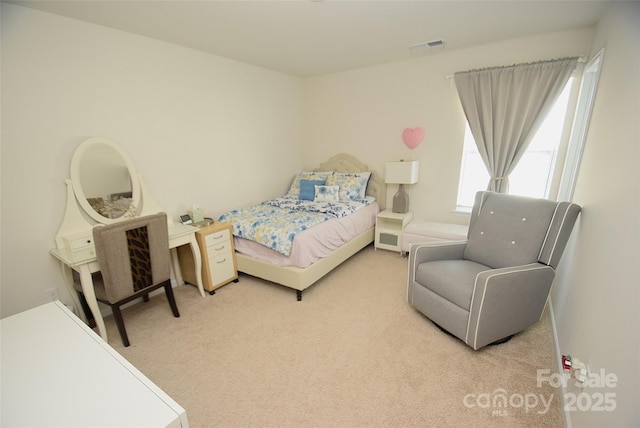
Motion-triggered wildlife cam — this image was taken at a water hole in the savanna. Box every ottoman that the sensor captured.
[402,219,468,253]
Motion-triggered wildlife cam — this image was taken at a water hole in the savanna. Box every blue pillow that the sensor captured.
[299,179,326,200]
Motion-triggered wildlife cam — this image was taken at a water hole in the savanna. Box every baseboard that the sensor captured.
[549,300,571,428]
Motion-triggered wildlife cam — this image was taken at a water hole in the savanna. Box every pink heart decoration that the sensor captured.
[402,127,424,149]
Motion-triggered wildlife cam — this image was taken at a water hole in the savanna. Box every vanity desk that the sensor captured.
[51,137,205,343]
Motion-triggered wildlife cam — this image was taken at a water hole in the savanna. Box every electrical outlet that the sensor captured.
[45,288,60,302]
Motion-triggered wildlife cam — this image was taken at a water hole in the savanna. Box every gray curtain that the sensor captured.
[454,57,578,193]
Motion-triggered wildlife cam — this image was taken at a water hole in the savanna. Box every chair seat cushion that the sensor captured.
[414,260,490,310]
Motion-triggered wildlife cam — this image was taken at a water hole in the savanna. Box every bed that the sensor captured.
[219,153,386,300]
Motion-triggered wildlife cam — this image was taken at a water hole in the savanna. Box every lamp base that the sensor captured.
[392,184,410,213]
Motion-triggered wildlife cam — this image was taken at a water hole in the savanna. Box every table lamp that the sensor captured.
[385,160,419,213]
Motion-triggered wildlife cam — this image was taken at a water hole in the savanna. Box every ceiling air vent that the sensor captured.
[409,39,446,56]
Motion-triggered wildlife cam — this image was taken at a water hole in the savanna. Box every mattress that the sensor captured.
[233,201,380,268]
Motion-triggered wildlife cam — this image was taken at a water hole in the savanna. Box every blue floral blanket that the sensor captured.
[218,197,368,256]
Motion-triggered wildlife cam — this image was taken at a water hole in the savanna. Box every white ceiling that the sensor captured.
[6,0,612,77]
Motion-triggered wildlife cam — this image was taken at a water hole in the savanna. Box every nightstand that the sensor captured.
[375,210,413,254]
[178,222,238,294]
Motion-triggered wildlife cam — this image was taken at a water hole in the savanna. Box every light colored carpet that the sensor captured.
[104,245,564,428]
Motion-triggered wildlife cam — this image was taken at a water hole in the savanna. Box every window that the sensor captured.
[456,78,574,210]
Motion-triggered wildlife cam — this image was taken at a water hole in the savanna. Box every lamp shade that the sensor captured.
[385,161,419,184]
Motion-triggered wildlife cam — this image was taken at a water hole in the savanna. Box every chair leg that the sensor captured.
[164,282,180,318]
[76,291,96,328]
[111,305,130,347]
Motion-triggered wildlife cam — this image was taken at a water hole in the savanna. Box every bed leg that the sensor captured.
[296,290,302,301]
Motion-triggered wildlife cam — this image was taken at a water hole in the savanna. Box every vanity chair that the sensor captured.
[407,191,581,350]
[74,213,180,347]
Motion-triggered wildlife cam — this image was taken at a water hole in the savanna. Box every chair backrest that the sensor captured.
[93,213,170,303]
[463,192,581,269]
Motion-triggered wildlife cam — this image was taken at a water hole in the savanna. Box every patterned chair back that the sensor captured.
[93,213,170,303]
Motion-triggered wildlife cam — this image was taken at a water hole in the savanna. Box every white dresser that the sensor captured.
[1,301,189,428]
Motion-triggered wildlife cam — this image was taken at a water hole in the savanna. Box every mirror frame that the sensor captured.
[70,137,141,224]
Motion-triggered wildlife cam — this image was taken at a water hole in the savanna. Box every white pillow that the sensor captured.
[314,185,340,202]
[324,172,371,202]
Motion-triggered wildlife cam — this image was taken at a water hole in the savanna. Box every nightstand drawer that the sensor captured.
[207,240,232,256]
[204,229,230,246]
[378,232,399,247]
[208,253,236,286]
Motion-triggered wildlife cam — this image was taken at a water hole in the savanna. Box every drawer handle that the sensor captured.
[214,246,224,251]
[216,258,226,264]
[211,234,224,240]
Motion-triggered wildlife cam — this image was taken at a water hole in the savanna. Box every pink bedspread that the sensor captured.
[233,202,379,268]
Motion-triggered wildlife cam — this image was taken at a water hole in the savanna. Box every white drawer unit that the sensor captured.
[195,223,238,294]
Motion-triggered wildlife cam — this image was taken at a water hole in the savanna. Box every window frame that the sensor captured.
[557,49,604,202]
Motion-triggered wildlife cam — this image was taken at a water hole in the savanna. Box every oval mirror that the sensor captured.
[70,137,141,224]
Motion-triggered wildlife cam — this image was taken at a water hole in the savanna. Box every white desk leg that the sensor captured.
[170,247,184,286]
[78,266,107,341]
[59,262,85,323]
[170,240,204,297]
[190,235,205,297]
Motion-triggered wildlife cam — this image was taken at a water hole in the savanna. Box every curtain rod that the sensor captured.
[444,56,587,80]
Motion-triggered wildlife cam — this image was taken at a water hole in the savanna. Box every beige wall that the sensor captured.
[1,4,304,317]
[552,2,640,426]
[2,3,639,424]
[302,29,594,222]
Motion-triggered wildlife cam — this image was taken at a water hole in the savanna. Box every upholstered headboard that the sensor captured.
[315,153,386,210]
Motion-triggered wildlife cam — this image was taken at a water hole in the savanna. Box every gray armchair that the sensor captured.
[407,191,581,350]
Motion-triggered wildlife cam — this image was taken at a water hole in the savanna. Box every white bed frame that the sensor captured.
[235,153,386,301]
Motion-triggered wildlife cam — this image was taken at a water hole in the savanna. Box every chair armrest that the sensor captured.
[466,263,555,350]
[407,241,467,286]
